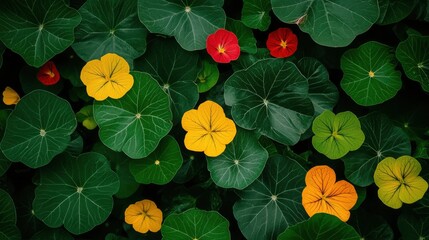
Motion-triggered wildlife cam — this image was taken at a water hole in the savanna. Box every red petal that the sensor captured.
[266,28,298,58]
[37,61,61,86]
[206,29,240,63]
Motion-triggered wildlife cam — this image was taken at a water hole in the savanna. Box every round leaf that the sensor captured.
[312,110,365,160]
[135,38,199,125]
[137,0,226,51]
[33,152,120,235]
[31,228,73,240]
[0,90,77,168]
[233,154,308,240]
[342,112,411,187]
[0,189,21,240]
[207,128,268,190]
[349,210,394,240]
[271,0,379,47]
[340,41,402,106]
[161,208,230,240]
[241,0,271,31]
[396,35,429,92]
[278,213,360,240]
[196,59,219,93]
[129,135,183,185]
[398,213,429,239]
[94,71,172,159]
[0,225,20,240]
[377,0,417,25]
[226,18,257,54]
[73,0,147,65]
[224,59,314,146]
[0,0,81,67]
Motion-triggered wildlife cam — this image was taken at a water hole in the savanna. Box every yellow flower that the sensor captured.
[374,156,428,209]
[2,87,20,105]
[124,199,163,234]
[181,100,236,157]
[80,53,133,101]
[302,165,357,222]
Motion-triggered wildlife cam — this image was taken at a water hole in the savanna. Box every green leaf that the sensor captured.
[92,142,139,199]
[196,59,219,93]
[342,112,411,187]
[76,105,97,130]
[396,35,429,92]
[73,0,147,65]
[64,131,84,157]
[0,110,11,176]
[94,71,172,159]
[0,90,77,168]
[19,66,64,95]
[241,0,271,31]
[0,0,81,67]
[224,59,314,146]
[233,154,307,240]
[340,41,402,106]
[57,51,85,87]
[33,152,120,235]
[0,188,21,240]
[377,0,417,25]
[31,228,73,240]
[173,153,205,184]
[135,38,199,125]
[398,212,429,239]
[105,233,128,240]
[162,208,230,240]
[226,18,257,54]
[129,135,183,185]
[277,213,360,240]
[207,128,268,190]
[0,42,4,68]
[271,0,378,47]
[231,48,270,71]
[349,210,394,240]
[0,225,21,240]
[312,110,365,160]
[137,0,226,51]
[15,185,45,238]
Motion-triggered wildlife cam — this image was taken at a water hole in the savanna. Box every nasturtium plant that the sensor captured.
[162,208,231,240]
[196,59,219,93]
[277,213,361,240]
[31,228,73,240]
[207,128,268,190]
[135,38,199,125]
[312,110,365,160]
[396,35,429,92]
[224,58,314,146]
[19,66,64,95]
[93,71,172,159]
[73,0,147,65]
[377,0,418,25]
[137,0,226,51]
[226,18,257,54]
[0,188,21,240]
[130,135,183,185]
[0,90,77,168]
[241,0,271,31]
[341,41,402,106]
[33,152,120,235]
[0,0,81,67]
[342,112,411,187]
[233,154,307,240]
[348,210,394,240]
[398,212,429,240]
[271,0,379,47]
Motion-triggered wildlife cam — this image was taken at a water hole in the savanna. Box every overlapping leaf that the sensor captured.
[233,154,308,240]
[0,188,20,240]
[73,0,147,65]
[377,0,417,25]
[93,71,172,159]
[398,213,429,239]
[349,210,394,240]
[138,0,226,51]
[226,18,257,54]
[0,90,76,168]
[31,228,73,240]
[33,152,120,235]
[0,0,81,67]
[241,0,271,31]
[224,59,314,146]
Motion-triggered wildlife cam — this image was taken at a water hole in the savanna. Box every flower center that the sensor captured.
[280,40,287,49]
[331,131,340,139]
[45,70,55,78]
[369,70,375,78]
[217,45,226,54]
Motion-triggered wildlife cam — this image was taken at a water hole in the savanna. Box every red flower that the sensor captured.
[266,28,298,58]
[37,61,60,85]
[206,29,240,63]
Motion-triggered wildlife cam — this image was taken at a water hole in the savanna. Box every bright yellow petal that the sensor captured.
[101,53,130,78]
[197,100,226,132]
[104,72,134,99]
[204,138,226,157]
[81,59,109,100]
[2,87,20,105]
[396,155,422,179]
[124,203,143,225]
[125,199,163,234]
[305,165,336,194]
[211,118,237,145]
[374,157,399,187]
[319,200,351,222]
[182,109,206,132]
[399,176,428,204]
[378,181,402,209]
[184,131,211,153]
[132,215,150,234]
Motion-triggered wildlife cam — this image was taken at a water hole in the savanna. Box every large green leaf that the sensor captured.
[342,112,411,187]
[377,0,417,25]
[271,0,378,47]
[349,210,394,240]
[0,90,77,168]
[162,208,230,240]
[72,0,147,65]
[226,18,257,54]
[0,189,21,240]
[398,213,429,239]
[33,152,120,235]
[31,228,73,240]
[224,59,314,146]
[135,38,199,125]
[340,41,402,106]
[0,0,81,67]
[129,135,183,185]
[93,71,172,159]
[15,186,45,238]
[137,0,226,51]
[396,35,429,92]
[207,128,268,190]
[241,0,271,31]
[277,213,360,240]
[0,110,11,176]
[233,154,308,240]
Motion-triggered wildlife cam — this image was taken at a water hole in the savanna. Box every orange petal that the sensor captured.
[2,87,20,105]
[182,109,206,132]
[305,165,336,194]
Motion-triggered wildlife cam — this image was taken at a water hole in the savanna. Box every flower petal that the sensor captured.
[302,186,324,217]
[377,181,402,209]
[184,130,211,153]
[124,199,163,234]
[2,87,20,105]
[399,176,428,204]
[374,157,398,187]
[305,165,336,194]
[396,155,422,179]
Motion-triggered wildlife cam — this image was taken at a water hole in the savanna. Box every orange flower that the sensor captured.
[302,165,357,222]
[2,87,20,105]
[181,100,236,157]
[125,199,163,234]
